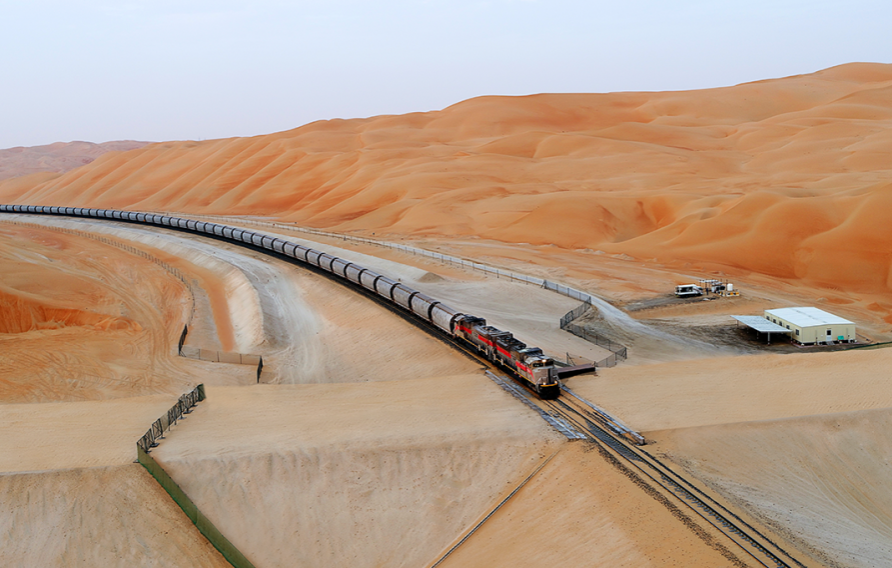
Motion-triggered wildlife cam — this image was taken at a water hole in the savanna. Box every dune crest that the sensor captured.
[2,63,892,294]
[0,140,151,181]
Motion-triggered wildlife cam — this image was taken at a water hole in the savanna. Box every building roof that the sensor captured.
[764,307,855,327]
[731,315,793,333]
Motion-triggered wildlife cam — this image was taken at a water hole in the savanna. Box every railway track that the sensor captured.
[523,383,808,568]
[461,360,810,567]
[4,207,813,566]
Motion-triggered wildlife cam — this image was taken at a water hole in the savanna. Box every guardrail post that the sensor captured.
[178,324,188,355]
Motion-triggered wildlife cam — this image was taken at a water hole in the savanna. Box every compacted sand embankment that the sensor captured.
[566,341,892,567]
[2,216,774,567]
[8,64,892,566]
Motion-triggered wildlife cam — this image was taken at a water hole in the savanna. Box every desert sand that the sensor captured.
[653,408,892,567]
[4,63,892,567]
[0,221,195,402]
[0,465,229,567]
[1,395,181,472]
[565,346,892,432]
[0,140,149,181]
[437,442,739,567]
[2,63,891,312]
[152,380,566,568]
[561,325,892,567]
[1,214,773,567]
[0,221,253,567]
[153,382,747,568]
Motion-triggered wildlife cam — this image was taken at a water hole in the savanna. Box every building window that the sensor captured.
[827,329,832,335]
[796,329,800,336]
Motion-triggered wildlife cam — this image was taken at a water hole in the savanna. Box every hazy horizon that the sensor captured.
[3,0,889,149]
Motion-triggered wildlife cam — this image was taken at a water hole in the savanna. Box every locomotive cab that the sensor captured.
[528,356,557,387]
[453,314,560,400]
[519,347,560,399]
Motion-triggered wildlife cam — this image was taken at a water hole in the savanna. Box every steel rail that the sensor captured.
[539,391,807,568]
[2,206,809,567]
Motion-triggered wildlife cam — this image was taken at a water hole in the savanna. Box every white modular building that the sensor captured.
[763,307,856,345]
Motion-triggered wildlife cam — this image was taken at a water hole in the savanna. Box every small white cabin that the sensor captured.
[763,307,856,345]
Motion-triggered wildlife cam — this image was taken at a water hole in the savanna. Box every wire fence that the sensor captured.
[177,325,264,381]
[150,212,550,286]
[544,281,594,302]
[559,301,592,328]
[148,212,631,365]
[133,383,258,567]
[559,300,628,367]
[137,384,205,454]
[9,212,631,368]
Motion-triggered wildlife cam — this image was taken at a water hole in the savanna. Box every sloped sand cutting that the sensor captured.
[653,407,892,568]
[211,222,615,364]
[0,218,276,402]
[4,215,268,355]
[0,224,197,402]
[437,441,745,568]
[565,347,892,431]
[153,379,566,568]
[253,255,486,385]
[0,287,140,334]
[0,465,229,568]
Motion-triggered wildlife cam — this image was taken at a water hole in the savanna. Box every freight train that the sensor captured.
[0,205,561,399]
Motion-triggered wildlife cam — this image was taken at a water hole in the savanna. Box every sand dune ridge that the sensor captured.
[2,63,891,297]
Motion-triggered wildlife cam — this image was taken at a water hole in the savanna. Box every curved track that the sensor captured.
[1,204,811,567]
[0,205,466,332]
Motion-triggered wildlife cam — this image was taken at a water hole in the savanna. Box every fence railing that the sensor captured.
[134,385,257,568]
[177,325,264,382]
[559,301,628,367]
[137,384,205,454]
[544,281,594,302]
[157,213,621,296]
[149,212,550,286]
[559,301,592,328]
[148,212,631,365]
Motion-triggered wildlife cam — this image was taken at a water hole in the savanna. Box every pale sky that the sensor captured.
[1,0,888,149]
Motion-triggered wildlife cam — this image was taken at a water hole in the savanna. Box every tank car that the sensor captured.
[0,203,562,399]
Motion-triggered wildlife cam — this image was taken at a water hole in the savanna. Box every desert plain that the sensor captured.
[2,62,892,567]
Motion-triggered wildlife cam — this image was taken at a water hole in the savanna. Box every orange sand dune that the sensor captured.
[3,63,892,295]
[0,140,150,181]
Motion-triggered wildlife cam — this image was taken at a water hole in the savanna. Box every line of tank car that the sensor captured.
[0,205,562,399]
